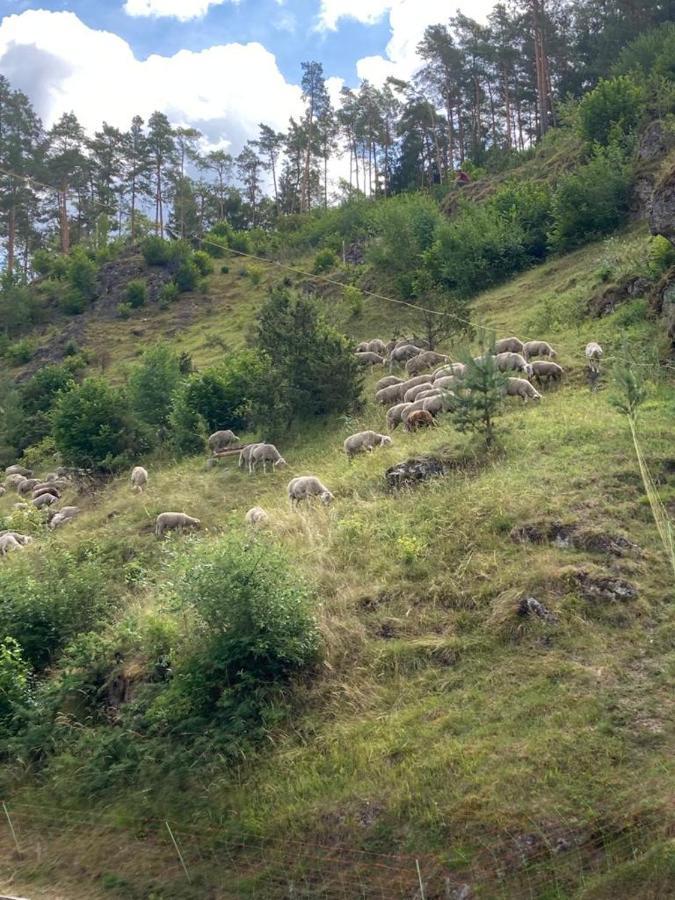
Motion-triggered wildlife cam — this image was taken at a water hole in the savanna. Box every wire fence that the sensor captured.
[1,800,670,899]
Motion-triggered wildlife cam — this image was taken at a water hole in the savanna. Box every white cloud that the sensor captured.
[123,0,235,22]
[0,10,302,154]
[319,0,495,85]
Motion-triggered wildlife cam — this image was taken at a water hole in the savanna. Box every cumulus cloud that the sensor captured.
[318,0,495,85]
[124,0,235,21]
[0,10,302,155]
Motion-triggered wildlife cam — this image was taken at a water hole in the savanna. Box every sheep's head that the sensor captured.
[380,436,393,447]
[531,391,542,402]
[320,490,334,505]
[525,364,534,378]
[274,457,288,468]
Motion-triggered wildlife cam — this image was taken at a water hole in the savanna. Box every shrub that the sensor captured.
[549,145,631,252]
[220,264,230,274]
[491,181,553,260]
[343,285,364,317]
[578,75,644,148]
[168,382,209,455]
[66,246,98,302]
[368,193,442,281]
[193,250,214,276]
[142,236,174,267]
[248,265,263,286]
[4,338,34,365]
[128,343,183,431]
[126,279,147,309]
[0,638,30,732]
[174,260,198,293]
[52,377,145,470]
[648,236,675,277]
[313,248,337,274]
[59,287,88,315]
[116,302,132,319]
[159,281,179,306]
[148,537,319,732]
[451,337,506,447]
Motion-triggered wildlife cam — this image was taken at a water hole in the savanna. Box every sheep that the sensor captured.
[0,533,23,555]
[49,507,80,529]
[376,383,407,405]
[131,466,149,493]
[155,512,201,538]
[404,382,439,403]
[531,361,564,386]
[343,430,392,459]
[5,474,27,490]
[405,350,450,377]
[17,478,40,496]
[355,351,384,366]
[0,531,33,546]
[375,375,404,391]
[585,342,603,373]
[400,398,429,422]
[249,443,287,474]
[32,480,68,494]
[388,343,423,364]
[366,339,387,355]
[433,363,466,380]
[5,465,32,477]
[32,485,61,500]
[415,388,442,401]
[33,492,59,509]
[245,506,270,527]
[405,409,436,432]
[386,402,413,431]
[423,393,457,416]
[505,377,542,402]
[208,430,240,453]
[433,375,460,391]
[494,336,524,354]
[495,352,533,377]
[356,341,369,352]
[523,340,557,360]
[288,476,334,507]
[239,443,263,469]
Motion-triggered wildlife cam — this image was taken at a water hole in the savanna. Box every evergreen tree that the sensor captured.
[451,334,506,447]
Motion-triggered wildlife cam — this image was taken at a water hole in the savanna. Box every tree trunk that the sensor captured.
[7,198,15,275]
[60,186,70,254]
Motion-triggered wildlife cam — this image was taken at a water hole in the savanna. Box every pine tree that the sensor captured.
[451,334,506,447]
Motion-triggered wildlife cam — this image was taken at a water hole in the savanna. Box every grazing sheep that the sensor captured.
[287,476,334,507]
[17,478,40,496]
[131,466,149,493]
[32,480,68,494]
[5,474,27,490]
[208,430,240,453]
[32,485,61,500]
[155,512,201,538]
[433,363,466,380]
[5,465,32,477]
[400,398,429,422]
[376,383,407,405]
[405,409,436,432]
[505,377,542,402]
[495,352,533,376]
[245,506,270,527]
[249,443,287,474]
[0,533,23,555]
[531,361,564,386]
[523,340,556,360]
[366,339,387,355]
[355,351,385,367]
[433,375,460,391]
[49,507,80,529]
[416,388,442,401]
[356,341,369,352]
[494,336,524,354]
[375,375,404,391]
[386,402,413,431]
[405,350,450,377]
[344,430,392,459]
[404,382,439,403]
[389,343,423,364]
[239,443,263,469]
[585,342,603,373]
[0,531,33,545]
[33,492,58,509]
[44,472,61,482]
[423,393,457,416]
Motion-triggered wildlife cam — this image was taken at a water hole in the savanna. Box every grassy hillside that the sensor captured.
[0,224,673,899]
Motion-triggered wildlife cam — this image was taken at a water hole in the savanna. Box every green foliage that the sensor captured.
[614,23,675,80]
[116,302,131,319]
[343,285,364,317]
[148,536,319,732]
[169,382,209,455]
[549,145,631,252]
[368,193,442,281]
[220,264,230,274]
[128,343,183,432]
[158,281,180,306]
[578,76,644,147]
[174,260,198,293]
[648,236,675,277]
[451,336,506,447]
[491,181,553,260]
[52,377,146,471]
[256,287,363,428]
[0,548,118,669]
[4,338,34,365]
[66,247,98,302]
[247,265,263,286]
[193,250,214,276]
[313,248,337,274]
[9,364,76,452]
[0,638,30,732]
[125,279,147,309]
[0,283,43,335]
[142,236,174,267]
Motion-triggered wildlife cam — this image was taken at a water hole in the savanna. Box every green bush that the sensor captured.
[148,537,319,732]
[248,265,263,286]
[52,377,146,471]
[142,236,174,266]
[0,638,30,734]
[4,338,34,365]
[578,75,644,147]
[648,236,675,277]
[549,145,631,252]
[116,302,132,319]
[159,282,180,306]
[193,250,214,276]
[126,279,147,309]
[220,264,230,274]
[174,260,198,293]
[491,181,553,260]
[59,287,88,315]
[368,193,442,281]
[128,343,183,432]
[313,248,337,274]
[343,285,364,317]
[168,382,209,455]
[66,247,98,302]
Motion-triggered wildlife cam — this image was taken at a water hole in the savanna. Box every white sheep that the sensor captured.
[0,531,33,546]
[585,342,603,372]
[17,478,40,496]
[388,343,423,364]
[505,377,542,402]
[433,375,460,391]
[343,430,392,459]
[33,492,58,509]
[495,352,533,377]
[433,363,466,380]
[245,506,270,527]
[423,393,457,416]
[523,340,557,360]
[375,375,404,391]
[5,474,27,490]
[288,476,334,507]
[239,443,262,469]
[155,512,201,538]
[366,339,387,355]
[405,350,449,377]
[208,430,240,453]
[131,466,149,493]
[33,485,61,500]
[404,382,438,403]
[386,402,413,431]
[0,533,23,555]
[376,383,407,406]
[531,361,564,386]
[355,351,384,366]
[49,507,80,529]
[249,443,287,474]
[494,337,524,354]
[5,465,32,477]
[415,388,442,401]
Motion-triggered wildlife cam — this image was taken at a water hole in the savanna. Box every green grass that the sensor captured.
[0,226,673,899]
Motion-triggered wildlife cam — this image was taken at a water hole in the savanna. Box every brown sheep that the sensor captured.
[405,410,436,432]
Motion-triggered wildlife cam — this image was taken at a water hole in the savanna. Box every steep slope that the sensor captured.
[0,228,673,899]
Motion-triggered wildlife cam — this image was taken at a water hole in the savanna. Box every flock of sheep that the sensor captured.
[1,335,604,550]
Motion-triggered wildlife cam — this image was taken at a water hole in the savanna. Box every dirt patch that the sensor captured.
[567,567,638,603]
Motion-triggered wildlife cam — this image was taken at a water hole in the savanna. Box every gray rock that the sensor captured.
[385,456,445,490]
[649,163,675,247]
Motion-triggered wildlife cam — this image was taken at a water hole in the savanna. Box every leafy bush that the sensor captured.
[159,281,179,306]
[648,235,675,277]
[169,382,209,455]
[116,302,131,319]
[128,343,183,432]
[66,247,98,302]
[125,279,147,309]
[52,377,146,471]
[248,265,263,286]
[491,181,553,260]
[344,285,364,317]
[368,193,442,281]
[8,364,76,453]
[614,24,675,80]
[0,638,30,733]
[174,260,198,293]
[451,338,506,447]
[142,236,174,267]
[193,250,214,276]
[148,537,319,732]
[220,264,230,274]
[4,338,34,365]
[578,76,644,147]
[59,287,88,315]
[549,145,631,252]
[313,248,337,274]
